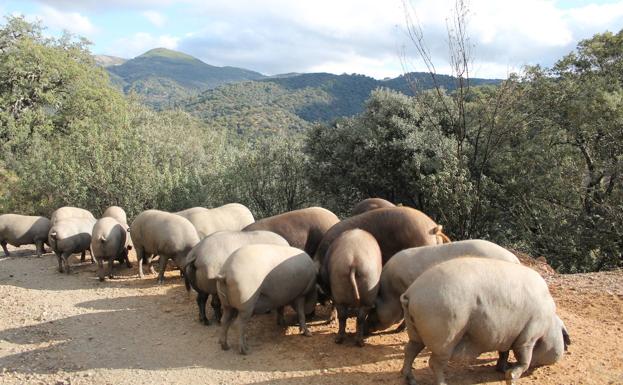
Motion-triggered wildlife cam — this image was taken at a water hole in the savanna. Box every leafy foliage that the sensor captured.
[305,31,623,272]
[0,17,225,218]
[182,72,502,136]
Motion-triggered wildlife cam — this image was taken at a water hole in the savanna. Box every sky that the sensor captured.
[1,0,622,79]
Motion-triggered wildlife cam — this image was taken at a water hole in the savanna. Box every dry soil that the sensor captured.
[0,245,621,385]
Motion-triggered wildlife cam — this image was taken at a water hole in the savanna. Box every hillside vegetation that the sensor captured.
[107,48,265,109]
[101,47,500,126]
[183,72,500,135]
[0,16,621,272]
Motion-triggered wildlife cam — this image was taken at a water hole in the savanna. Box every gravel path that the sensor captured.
[0,246,621,385]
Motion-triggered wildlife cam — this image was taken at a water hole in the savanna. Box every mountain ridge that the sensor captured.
[100,47,502,133]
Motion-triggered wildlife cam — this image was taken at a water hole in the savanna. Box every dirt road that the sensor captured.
[1,246,621,385]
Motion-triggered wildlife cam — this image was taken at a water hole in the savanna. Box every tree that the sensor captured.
[217,136,316,219]
[305,88,477,228]
[503,31,623,271]
[0,16,227,218]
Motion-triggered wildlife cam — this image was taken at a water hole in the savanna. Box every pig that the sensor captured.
[130,209,199,283]
[242,207,339,257]
[90,217,132,281]
[0,214,51,257]
[102,206,127,225]
[351,197,395,216]
[216,244,317,355]
[314,207,448,294]
[184,230,289,325]
[400,258,570,385]
[48,217,96,274]
[366,240,520,333]
[176,204,254,239]
[50,206,95,224]
[323,229,382,346]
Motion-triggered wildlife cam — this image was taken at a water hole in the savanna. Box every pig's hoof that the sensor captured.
[219,341,229,351]
[201,318,211,326]
[126,262,133,268]
[334,335,344,344]
[302,329,312,337]
[99,277,105,282]
[356,339,365,347]
[239,345,250,355]
[505,369,518,385]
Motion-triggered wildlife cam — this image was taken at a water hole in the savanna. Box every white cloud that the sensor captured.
[564,2,623,32]
[31,0,623,78]
[108,32,179,58]
[35,5,96,36]
[142,10,166,27]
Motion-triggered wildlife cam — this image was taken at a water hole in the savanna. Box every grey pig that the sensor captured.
[216,244,317,355]
[400,257,569,385]
[184,230,289,324]
[0,214,51,257]
[130,209,199,283]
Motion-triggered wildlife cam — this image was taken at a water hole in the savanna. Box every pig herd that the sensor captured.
[0,198,569,385]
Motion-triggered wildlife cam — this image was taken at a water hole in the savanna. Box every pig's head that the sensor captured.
[531,315,570,367]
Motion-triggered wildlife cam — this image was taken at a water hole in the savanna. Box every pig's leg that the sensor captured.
[156,255,169,284]
[56,252,63,273]
[355,306,370,347]
[35,240,44,257]
[89,248,95,264]
[197,292,210,325]
[211,294,222,323]
[276,306,286,326]
[62,251,72,274]
[1,240,10,257]
[135,247,144,278]
[80,250,86,262]
[496,350,510,372]
[505,343,535,385]
[401,340,425,385]
[429,352,450,385]
[335,304,347,344]
[295,296,312,337]
[324,303,336,325]
[124,249,132,268]
[97,257,106,282]
[108,256,114,279]
[149,255,158,275]
[219,306,236,351]
[236,308,253,355]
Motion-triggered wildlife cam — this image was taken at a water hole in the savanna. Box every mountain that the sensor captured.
[94,55,126,67]
[99,47,502,134]
[106,48,266,109]
[183,71,502,137]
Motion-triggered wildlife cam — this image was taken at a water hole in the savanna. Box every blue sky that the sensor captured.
[2,0,622,78]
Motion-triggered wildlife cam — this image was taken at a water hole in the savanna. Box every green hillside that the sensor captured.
[107,48,266,109]
[185,81,330,137]
[104,47,500,117]
[182,71,501,135]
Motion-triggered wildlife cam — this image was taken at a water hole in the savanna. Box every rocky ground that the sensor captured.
[0,245,621,385]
